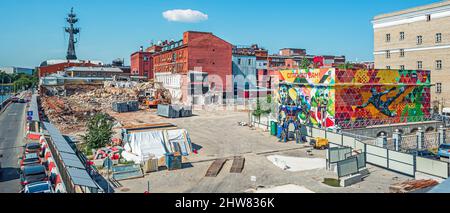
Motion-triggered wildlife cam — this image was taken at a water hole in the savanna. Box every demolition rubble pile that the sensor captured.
[389,179,439,193]
[41,81,172,132]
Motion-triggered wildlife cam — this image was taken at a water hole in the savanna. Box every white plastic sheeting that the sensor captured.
[253,184,315,193]
[267,155,326,172]
[123,129,192,164]
[124,131,166,163]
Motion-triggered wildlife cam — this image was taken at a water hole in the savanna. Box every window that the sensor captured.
[436,33,442,43]
[437,83,442,94]
[400,32,405,40]
[400,49,405,57]
[386,50,391,58]
[143,56,149,61]
[248,59,252,65]
[417,36,423,45]
[386,66,391,69]
[386,34,391,42]
[417,61,423,69]
[237,58,241,65]
[436,60,442,70]
[426,14,431,22]
[400,65,405,70]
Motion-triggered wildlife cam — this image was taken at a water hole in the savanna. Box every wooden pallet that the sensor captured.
[205,159,227,177]
[230,156,245,173]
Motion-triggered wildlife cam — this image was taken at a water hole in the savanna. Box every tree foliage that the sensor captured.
[300,58,311,69]
[0,71,38,91]
[253,98,272,117]
[82,113,114,150]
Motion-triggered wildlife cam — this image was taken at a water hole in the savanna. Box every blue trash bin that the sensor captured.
[276,125,283,139]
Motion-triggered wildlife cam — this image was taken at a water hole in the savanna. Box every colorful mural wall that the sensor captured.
[276,68,431,130]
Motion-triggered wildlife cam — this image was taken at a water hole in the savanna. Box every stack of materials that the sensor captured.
[165,152,182,170]
[112,101,139,113]
[390,179,439,193]
[157,104,193,118]
[180,105,193,117]
[112,102,129,113]
[127,101,139,112]
[143,155,159,173]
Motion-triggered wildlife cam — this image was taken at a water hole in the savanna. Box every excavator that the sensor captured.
[140,90,160,109]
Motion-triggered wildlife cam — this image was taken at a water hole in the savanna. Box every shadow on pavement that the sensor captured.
[93,173,115,193]
[0,167,20,182]
[192,143,203,151]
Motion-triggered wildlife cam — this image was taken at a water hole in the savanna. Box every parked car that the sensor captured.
[24,142,41,154]
[20,164,48,186]
[18,98,26,103]
[438,144,450,158]
[19,153,41,168]
[20,181,54,193]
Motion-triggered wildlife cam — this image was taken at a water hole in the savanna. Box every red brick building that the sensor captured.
[150,31,233,103]
[130,51,153,78]
[153,31,232,83]
[38,60,102,77]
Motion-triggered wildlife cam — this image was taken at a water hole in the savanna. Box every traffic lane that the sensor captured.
[0,102,26,193]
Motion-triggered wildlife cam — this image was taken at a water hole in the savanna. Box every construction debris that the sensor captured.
[389,179,439,193]
[41,80,172,133]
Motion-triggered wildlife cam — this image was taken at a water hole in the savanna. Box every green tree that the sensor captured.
[253,98,272,118]
[337,62,354,69]
[299,58,311,69]
[82,113,114,150]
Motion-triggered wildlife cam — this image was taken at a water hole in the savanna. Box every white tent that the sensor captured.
[123,129,192,164]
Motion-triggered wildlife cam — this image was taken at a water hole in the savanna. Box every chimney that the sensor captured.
[140,46,144,52]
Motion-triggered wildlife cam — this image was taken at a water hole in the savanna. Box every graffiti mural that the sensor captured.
[276,69,431,130]
[334,69,431,128]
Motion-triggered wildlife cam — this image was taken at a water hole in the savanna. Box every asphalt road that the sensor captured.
[0,102,26,193]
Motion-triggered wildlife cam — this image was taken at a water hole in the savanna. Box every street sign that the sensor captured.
[27,111,33,117]
[27,116,32,121]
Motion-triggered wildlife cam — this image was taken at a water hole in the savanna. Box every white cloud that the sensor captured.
[162,9,208,23]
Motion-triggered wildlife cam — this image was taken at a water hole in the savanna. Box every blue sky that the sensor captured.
[0,0,441,68]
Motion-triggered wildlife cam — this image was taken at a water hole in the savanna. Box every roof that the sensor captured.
[59,152,85,169]
[67,167,99,188]
[43,122,99,190]
[374,0,450,20]
[65,66,124,73]
[43,122,76,154]
[29,94,40,122]
[122,123,177,133]
[40,59,103,67]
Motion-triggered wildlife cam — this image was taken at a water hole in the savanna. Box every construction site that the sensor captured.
[33,68,448,193]
[14,5,449,194]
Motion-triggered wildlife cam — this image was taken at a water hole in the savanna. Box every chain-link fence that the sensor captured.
[337,115,437,129]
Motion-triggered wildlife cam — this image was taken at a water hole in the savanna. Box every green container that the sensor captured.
[270,121,278,136]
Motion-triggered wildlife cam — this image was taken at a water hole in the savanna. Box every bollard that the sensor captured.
[393,129,402,151]
[416,127,425,150]
[439,125,446,145]
[377,132,388,148]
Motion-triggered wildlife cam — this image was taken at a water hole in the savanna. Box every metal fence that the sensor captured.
[336,115,436,129]
[309,126,449,179]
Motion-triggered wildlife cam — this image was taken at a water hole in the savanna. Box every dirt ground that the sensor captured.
[107,109,412,193]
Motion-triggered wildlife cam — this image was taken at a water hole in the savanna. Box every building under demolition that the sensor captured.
[276,68,431,131]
